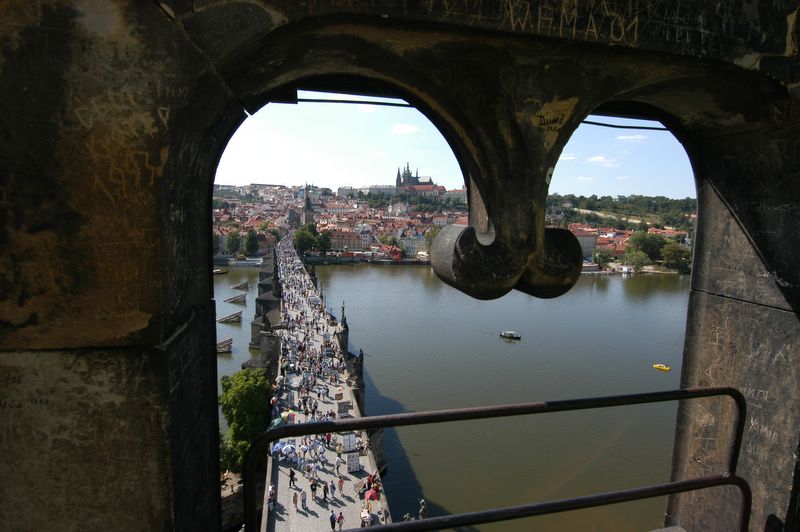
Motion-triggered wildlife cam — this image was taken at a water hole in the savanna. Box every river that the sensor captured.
[216,265,690,531]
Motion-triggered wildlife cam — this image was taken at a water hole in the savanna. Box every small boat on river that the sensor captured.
[653,363,671,372]
[213,268,228,275]
[500,330,521,340]
[217,311,242,323]
[224,293,246,304]
[216,338,233,353]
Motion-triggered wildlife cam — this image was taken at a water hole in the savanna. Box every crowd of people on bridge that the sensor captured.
[266,238,386,529]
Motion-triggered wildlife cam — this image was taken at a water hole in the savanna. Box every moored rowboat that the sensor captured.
[216,338,233,353]
[217,311,242,323]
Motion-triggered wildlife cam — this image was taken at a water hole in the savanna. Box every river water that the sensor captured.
[216,266,690,531]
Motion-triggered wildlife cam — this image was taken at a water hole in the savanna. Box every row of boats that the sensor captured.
[216,280,250,353]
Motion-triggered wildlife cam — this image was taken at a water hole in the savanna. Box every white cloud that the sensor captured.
[559,152,577,161]
[577,176,594,182]
[616,175,633,180]
[586,155,619,168]
[616,134,647,142]
[391,123,420,135]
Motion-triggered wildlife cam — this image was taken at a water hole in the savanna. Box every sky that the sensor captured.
[215,91,696,199]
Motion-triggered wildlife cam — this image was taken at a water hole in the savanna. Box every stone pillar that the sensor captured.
[667,125,800,531]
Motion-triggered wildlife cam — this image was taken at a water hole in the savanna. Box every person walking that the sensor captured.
[337,511,344,530]
[300,489,307,509]
[328,510,336,531]
[310,480,318,501]
[337,475,344,495]
[292,491,298,512]
[322,481,329,501]
[329,479,336,499]
[289,468,296,488]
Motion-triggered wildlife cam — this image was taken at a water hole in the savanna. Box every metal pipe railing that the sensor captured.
[244,386,748,531]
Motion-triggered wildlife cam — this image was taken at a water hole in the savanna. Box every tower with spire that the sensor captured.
[395,162,420,187]
[302,184,314,226]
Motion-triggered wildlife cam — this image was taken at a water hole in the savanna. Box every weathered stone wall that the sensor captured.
[0,348,172,531]
[0,1,798,531]
[667,124,800,530]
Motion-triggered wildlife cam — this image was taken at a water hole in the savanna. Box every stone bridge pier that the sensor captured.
[1,2,798,531]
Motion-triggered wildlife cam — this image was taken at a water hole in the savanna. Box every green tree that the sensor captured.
[662,241,692,273]
[226,232,241,254]
[293,229,316,256]
[212,233,221,254]
[268,228,281,240]
[594,248,614,269]
[244,228,259,256]
[624,249,649,272]
[219,369,271,472]
[317,230,332,256]
[627,232,666,261]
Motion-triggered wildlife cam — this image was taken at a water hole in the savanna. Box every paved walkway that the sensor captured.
[264,240,390,531]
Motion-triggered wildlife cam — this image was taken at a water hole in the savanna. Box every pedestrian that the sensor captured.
[337,475,345,495]
[289,468,296,488]
[337,511,344,530]
[322,481,329,500]
[300,489,307,509]
[292,491,298,511]
[329,479,336,499]
[310,480,318,500]
[329,510,336,531]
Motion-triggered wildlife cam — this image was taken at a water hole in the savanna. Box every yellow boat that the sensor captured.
[653,363,671,372]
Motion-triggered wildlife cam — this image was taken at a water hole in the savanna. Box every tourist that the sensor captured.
[310,479,318,500]
[337,475,345,495]
[337,511,344,530]
[329,509,336,531]
[322,481,329,500]
[329,479,336,499]
[300,489,307,509]
[292,491,298,512]
[288,468,296,487]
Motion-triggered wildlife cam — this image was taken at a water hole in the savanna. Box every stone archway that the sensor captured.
[2,3,799,531]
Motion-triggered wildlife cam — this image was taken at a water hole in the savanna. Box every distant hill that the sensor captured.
[546,194,697,232]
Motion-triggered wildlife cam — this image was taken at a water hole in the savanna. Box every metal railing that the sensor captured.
[244,386,749,531]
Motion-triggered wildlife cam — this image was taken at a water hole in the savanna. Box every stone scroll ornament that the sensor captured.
[430,177,582,301]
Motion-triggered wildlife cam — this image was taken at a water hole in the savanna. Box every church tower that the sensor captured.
[396,168,402,187]
[302,186,314,226]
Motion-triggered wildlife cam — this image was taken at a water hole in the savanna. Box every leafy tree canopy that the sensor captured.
[219,369,271,472]
[317,230,332,256]
[624,249,649,272]
[226,232,241,255]
[293,229,316,256]
[595,248,614,268]
[244,228,259,256]
[627,232,667,261]
[662,241,692,273]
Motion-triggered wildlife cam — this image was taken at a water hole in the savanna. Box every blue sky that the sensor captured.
[215,91,696,198]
